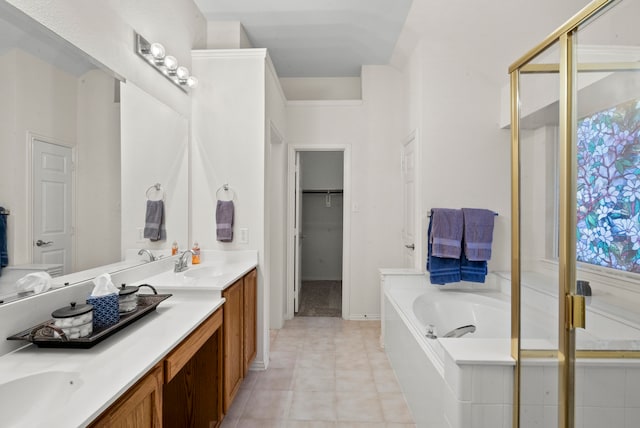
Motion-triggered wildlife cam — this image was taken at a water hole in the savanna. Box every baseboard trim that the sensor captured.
[348,314,381,321]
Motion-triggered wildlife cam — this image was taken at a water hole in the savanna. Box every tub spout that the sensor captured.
[442,324,476,338]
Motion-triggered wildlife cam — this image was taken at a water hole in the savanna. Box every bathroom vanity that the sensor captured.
[0,252,258,428]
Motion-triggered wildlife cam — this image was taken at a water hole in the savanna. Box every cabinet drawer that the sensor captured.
[164,308,223,383]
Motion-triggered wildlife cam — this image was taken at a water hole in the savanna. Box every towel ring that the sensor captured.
[146,183,165,201]
[216,184,235,201]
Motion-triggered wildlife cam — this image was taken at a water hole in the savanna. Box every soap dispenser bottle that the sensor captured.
[171,241,178,256]
[192,242,200,264]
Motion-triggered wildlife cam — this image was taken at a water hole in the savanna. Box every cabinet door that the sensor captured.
[243,268,257,375]
[90,364,163,428]
[222,278,244,412]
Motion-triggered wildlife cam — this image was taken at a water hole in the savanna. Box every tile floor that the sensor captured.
[221,317,416,428]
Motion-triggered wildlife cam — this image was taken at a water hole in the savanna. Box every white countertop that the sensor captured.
[0,255,257,428]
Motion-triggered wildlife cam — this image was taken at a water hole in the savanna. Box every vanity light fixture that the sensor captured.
[135,32,198,93]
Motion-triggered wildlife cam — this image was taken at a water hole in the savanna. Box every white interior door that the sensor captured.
[293,152,303,313]
[402,134,416,268]
[33,139,73,273]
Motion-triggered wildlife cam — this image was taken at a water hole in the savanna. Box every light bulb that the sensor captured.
[150,42,165,65]
[186,76,198,88]
[176,66,189,82]
[164,55,178,74]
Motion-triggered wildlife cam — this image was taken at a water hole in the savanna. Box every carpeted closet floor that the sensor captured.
[296,280,342,317]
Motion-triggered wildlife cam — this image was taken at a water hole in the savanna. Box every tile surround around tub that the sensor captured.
[221,317,416,428]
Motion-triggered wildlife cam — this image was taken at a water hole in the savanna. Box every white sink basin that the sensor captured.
[0,371,82,427]
[183,265,225,280]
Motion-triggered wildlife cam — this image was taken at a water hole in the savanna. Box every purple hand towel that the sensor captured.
[430,208,463,259]
[216,200,234,242]
[462,208,496,261]
[143,200,166,241]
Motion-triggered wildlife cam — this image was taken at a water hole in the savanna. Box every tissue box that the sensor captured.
[87,293,120,329]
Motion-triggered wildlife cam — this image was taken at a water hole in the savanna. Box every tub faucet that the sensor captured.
[138,248,156,262]
[442,324,476,338]
[174,250,196,273]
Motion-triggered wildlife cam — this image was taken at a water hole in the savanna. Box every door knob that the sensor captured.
[405,244,415,250]
[35,239,53,247]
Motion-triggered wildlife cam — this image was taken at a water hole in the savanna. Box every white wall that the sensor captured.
[76,70,121,271]
[300,151,344,281]
[280,77,362,101]
[191,48,280,367]
[0,49,77,268]
[266,64,288,330]
[286,64,405,319]
[7,0,206,119]
[206,21,253,49]
[120,82,190,254]
[301,151,344,190]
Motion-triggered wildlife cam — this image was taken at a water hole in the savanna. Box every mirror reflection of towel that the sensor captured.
[143,200,166,241]
[216,200,234,242]
[0,208,7,276]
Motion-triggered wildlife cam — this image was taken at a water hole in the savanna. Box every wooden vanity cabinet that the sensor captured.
[222,268,258,412]
[89,364,163,428]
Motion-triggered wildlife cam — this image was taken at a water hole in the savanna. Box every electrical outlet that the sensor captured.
[239,228,248,244]
[136,227,146,243]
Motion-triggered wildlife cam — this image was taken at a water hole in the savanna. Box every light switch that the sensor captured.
[239,228,248,244]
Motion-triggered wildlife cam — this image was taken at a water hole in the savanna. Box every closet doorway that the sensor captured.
[287,146,351,320]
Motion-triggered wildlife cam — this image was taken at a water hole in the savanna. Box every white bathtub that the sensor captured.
[381,270,640,428]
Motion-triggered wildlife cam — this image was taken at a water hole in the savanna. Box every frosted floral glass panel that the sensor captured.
[577,99,640,272]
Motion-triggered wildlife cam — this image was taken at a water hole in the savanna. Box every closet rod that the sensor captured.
[302,189,343,194]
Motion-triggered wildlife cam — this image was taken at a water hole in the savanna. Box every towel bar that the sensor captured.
[427,209,498,217]
[216,184,236,201]
[145,183,165,201]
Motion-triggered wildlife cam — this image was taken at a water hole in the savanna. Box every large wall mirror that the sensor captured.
[0,2,189,303]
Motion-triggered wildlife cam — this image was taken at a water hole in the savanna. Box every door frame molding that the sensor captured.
[286,144,352,320]
[28,131,77,270]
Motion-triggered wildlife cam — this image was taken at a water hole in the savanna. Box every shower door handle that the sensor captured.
[405,244,415,250]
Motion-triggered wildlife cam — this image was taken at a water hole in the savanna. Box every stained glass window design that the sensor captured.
[576,99,640,272]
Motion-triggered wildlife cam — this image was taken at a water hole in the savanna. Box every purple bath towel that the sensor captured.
[462,208,496,261]
[430,208,463,259]
[216,200,234,242]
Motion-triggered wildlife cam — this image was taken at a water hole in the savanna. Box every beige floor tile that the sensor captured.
[226,387,252,418]
[379,392,414,423]
[271,337,305,353]
[335,369,376,392]
[293,367,336,391]
[335,353,370,371]
[270,351,299,369]
[303,336,336,353]
[285,420,337,427]
[384,424,416,428]
[236,419,286,428]
[367,352,393,371]
[336,391,384,422]
[297,351,336,370]
[372,368,401,393]
[221,416,238,428]
[241,369,259,390]
[289,391,337,421]
[336,423,386,428]
[254,367,295,390]
[243,390,293,420]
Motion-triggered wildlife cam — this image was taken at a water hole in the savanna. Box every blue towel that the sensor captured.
[460,252,487,283]
[430,208,464,259]
[427,215,461,285]
[0,208,7,276]
[462,208,495,261]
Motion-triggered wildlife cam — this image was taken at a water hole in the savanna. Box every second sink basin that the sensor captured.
[0,371,82,427]
[183,265,224,280]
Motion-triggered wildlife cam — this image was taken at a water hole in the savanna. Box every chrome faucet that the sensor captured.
[138,248,156,262]
[174,250,196,273]
[442,324,476,338]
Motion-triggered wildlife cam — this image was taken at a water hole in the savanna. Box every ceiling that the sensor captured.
[194,0,414,78]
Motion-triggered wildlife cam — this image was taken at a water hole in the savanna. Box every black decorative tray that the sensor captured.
[7,293,172,349]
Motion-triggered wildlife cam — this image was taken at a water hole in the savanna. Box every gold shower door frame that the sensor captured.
[509,0,640,427]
